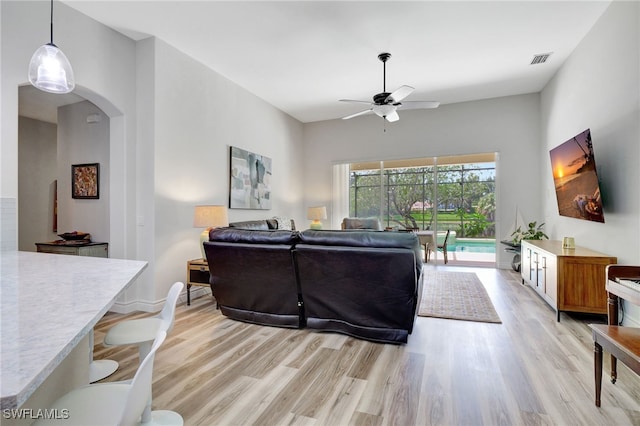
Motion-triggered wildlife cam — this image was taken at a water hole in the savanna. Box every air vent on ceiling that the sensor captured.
[531,53,552,65]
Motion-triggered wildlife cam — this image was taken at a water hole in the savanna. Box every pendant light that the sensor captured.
[28,0,75,94]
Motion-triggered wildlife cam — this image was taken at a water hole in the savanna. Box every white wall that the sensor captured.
[134,37,157,308]
[18,117,58,250]
[540,1,640,325]
[303,94,542,269]
[57,101,110,243]
[137,39,306,302]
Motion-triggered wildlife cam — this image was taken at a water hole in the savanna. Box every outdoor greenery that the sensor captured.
[349,162,496,237]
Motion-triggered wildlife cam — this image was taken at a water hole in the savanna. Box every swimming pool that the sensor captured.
[448,239,496,253]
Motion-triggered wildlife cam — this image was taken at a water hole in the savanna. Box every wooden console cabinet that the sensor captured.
[520,240,616,321]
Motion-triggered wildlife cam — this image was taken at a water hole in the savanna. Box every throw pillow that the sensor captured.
[272,216,293,230]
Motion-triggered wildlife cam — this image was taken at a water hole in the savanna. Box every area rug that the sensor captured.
[418,270,502,323]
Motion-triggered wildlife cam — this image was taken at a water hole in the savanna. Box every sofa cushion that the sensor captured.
[228,220,270,231]
[299,229,423,277]
[210,227,299,245]
[300,229,414,249]
[294,230,423,343]
[205,229,301,328]
[229,218,296,231]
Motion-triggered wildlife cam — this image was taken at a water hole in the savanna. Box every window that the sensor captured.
[348,154,496,238]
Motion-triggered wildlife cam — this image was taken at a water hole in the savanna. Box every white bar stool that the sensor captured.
[34,330,182,425]
[98,282,184,425]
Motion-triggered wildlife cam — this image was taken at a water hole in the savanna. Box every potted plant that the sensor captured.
[511,221,548,245]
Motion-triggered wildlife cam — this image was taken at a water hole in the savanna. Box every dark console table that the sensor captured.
[35,241,109,257]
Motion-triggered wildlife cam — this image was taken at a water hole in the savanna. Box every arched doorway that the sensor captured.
[18,84,128,258]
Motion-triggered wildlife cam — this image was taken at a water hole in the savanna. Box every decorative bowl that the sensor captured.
[58,232,91,241]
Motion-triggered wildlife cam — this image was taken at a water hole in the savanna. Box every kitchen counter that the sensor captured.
[0,251,147,410]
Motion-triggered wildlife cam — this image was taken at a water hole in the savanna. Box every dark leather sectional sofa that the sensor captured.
[204,228,424,344]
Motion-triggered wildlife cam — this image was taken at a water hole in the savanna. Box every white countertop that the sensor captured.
[0,251,147,409]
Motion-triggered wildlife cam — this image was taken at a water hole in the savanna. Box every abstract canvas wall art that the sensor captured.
[71,163,99,199]
[229,146,272,209]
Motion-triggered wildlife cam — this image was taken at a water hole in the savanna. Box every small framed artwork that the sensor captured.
[72,163,100,199]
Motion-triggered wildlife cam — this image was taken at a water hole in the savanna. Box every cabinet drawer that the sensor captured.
[189,268,210,284]
[35,243,108,257]
[37,246,78,255]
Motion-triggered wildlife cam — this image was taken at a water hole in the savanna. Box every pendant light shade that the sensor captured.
[28,43,74,93]
[28,0,75,94]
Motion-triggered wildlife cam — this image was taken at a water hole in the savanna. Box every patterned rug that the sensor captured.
[418,270,502,323]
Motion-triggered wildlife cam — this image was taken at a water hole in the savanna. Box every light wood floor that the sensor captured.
[94,266,640,425]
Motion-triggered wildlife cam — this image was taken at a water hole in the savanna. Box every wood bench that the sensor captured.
[589,324,640,407]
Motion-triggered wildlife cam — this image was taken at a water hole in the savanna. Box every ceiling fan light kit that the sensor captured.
[340,52,439,123]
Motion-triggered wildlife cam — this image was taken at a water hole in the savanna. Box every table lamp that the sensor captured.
[193,205,229,259]
[307,206,327,230]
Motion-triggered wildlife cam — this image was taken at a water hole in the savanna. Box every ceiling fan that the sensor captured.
[340,52,439,122]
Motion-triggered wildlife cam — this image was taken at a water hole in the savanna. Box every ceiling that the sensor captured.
[22,1,612,124]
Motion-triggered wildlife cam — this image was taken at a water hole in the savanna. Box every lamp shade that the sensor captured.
[28,43,75,94]
[194,205,228,260]
[28,0,74,94]
[307,206,327,221]
[307,206,327,230]
[193,205,229,228]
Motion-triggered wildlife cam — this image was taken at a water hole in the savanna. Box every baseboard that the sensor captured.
[109,288,210,314]
[497,260,513,270]
[178,286,211,305]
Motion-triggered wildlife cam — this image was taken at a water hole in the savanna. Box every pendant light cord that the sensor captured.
[49,0,54,45]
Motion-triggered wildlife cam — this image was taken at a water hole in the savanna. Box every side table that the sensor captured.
[416,231,435,262]
[186,258,212,305]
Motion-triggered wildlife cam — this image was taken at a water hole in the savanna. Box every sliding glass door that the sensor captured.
[434,156,496,239]
[346,153,496,265]
[350,166,383,220]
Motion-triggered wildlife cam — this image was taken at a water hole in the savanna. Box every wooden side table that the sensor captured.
[186,258,212,305]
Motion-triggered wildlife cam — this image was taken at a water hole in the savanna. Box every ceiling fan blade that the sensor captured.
[342,109,373,120]
[385,85,414,103]
[385,111,400,122]
[397,101,440,110]
[339,99,372,105]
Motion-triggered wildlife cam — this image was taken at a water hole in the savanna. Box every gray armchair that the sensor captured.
[341,217,382,231]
